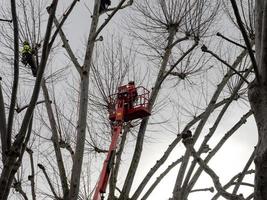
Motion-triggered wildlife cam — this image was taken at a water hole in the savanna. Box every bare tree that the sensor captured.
[228,0,267,199]
[0,0,261,200]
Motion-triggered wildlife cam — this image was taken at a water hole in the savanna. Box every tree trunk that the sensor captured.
[68,1,100,199]
[119,28,177,200]
[249,84,267,200]
[249,1,267,200]
[42,81,69,198]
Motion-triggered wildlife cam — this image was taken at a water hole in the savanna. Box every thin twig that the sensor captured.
[38,164,60,199]
[216,32,253,51]
[201,45,249,84]
[16,100,51,113]
[0,18,12,23]
[190,187,214,193]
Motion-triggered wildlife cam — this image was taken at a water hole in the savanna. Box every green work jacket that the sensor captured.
[22,44,32,54]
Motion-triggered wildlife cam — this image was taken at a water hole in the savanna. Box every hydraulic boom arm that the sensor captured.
[92,82,150,200]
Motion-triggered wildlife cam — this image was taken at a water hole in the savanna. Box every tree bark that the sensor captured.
[42,81,69,198]
[248,1,267,200]
[0,1,58,199]
[68,1,100,199]
[119,28,177,200]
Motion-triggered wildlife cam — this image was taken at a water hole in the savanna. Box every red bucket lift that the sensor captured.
[93,82,150,200]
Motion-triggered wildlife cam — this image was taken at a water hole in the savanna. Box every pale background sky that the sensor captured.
[57,1,257,199]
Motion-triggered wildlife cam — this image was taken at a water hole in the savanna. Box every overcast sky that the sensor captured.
[0,1,258,199]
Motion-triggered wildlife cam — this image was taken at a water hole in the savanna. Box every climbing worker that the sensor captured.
[21,41,37,77]
[99,0,111,14]
[181,130,192,140]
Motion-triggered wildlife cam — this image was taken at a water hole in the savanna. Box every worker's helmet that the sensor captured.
[23,41,29,45]
[128,81,135,85]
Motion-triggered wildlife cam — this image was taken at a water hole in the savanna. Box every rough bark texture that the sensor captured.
[248,83,267,200]
[248,1,267,200]
[68,1,100,199]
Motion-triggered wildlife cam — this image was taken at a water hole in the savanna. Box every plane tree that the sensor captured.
[0,0,261,200]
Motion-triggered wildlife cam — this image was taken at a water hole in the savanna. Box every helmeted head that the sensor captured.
[128,81,135,85]
[23,41,29,45]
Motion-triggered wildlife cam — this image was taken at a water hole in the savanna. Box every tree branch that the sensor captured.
[95,0,128,39]
[26,148,36,200]
[42,81,69,198]
[13,180,28,200]
[7,0,20,152]
[52,17,82,74]
[211,170,255,200]
[0,79,7,163]
[232,149,255,194]
[131,136,182,200]
[230,0,260,83]
[190,187,214,193]
[141,157,183,200]
[184,140,245,200]
[16,100,51,113]
[0,18,12,23]
[48,0,79,51]
[38,164,60,199]
[216,32,253,51]
[201,45,250,84]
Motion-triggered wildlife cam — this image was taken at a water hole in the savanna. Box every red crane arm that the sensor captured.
[92,83,150,200]
[93,125,122,200]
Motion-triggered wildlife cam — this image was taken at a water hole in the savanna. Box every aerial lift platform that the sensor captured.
[93,82,150,200]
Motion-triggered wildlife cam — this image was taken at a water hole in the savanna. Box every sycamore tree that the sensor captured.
[0,0,133,199]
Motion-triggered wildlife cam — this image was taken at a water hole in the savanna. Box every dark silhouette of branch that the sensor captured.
[211,170,255,200]
[0,78,7,163]
[0,18,12,23]
[184,140,245,200]
[95,0,128,39]
[52,17,82,74]
[26,148,36,200]
[201,45,249,84]
[230,0,260,83]
[38,164,60,199]
[13,180,28,200]
[216,32,254,51]
[232,149,255,194]
[167,35,189,49]
[161,42,198,84]
[141,157,183,200]
[7,0,20,152]
[16,100,51,113]
[105,0,133,13]
[190,187,214,193]
[42,81,69,198]
[48,0,79,50]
